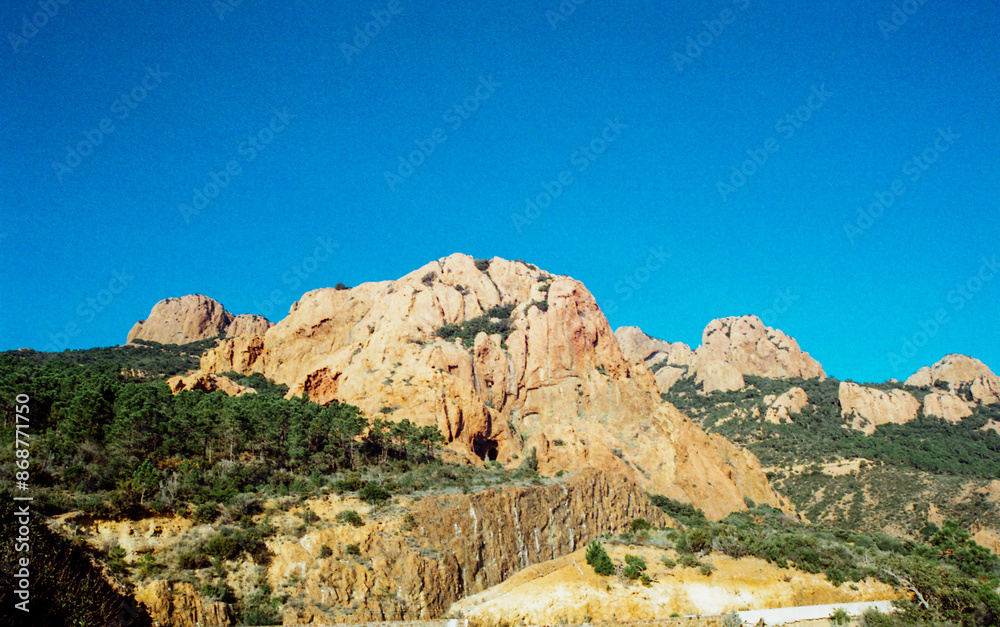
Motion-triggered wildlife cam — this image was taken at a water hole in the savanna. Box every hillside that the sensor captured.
[2,254,999,626]
[617,322,1000,551]
[157,254,787,518]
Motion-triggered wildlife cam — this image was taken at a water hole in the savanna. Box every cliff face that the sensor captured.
[197,254,786,519]
[126,295,272,345]
[271,469,672,623]
[906,354,1000,405]
[696,315,826,380]
[839,382,921,435]
[614,317,824,396]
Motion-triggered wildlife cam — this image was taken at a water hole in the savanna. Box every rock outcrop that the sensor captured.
[127,294,235,344]
[136,580,232,627]
[763,387,808,424]
[166,372,256,396]
[275,470,674,623]
[923,391,973,423]
[696,315,826,380]
[695,360,745,393]
[839,382,921,435]
[196,254,785,518]
[226,313,273,338]
[906,354,1000,405]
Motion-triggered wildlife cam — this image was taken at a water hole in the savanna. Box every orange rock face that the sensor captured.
[906,354,1000,405]
[126,294,273,346]
[696,315,826,380]
[839,382,921,435]
[127,294,235,344]
[198,254,786,518]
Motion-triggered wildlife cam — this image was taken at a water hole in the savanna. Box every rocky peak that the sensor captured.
[905,354,1000,405]
[126,295,272,346]
[226,313,273,338]
[839,382,920,435]
[195,253,786,518]
[696,315,826,380]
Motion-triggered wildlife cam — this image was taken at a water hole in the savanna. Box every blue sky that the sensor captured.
[2,0,997,384]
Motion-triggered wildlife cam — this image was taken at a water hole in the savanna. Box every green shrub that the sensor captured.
[300,509,320,524]
[647,494,710,527]
[336,510,365,527]
[859,607,893,627]
[345,543,361,556]
[436,303,517,348]
[585,541,614,576]
[177,550,210,570]
[623,554,647,579]
[630,518,652,533]
[688,528,711,553]
[661,557,676,569]
[193,501,218,524]
[318,545,333,558]
[359,482,391,505]
[474,258,490,272]
[201,582,235,602]
[830,607,850,625]
[136,552,160,578]
[699,564,715,576]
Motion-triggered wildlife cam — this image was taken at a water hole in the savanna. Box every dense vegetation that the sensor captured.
[615,497,1000,626]
[8,337,222,378]
[0,353,449,521]
[664,374,1000,479]
[0,346,458,625]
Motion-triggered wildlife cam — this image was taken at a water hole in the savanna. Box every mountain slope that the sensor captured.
[183,254,784,518]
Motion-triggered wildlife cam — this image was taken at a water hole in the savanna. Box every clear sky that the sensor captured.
[2,0,998,384]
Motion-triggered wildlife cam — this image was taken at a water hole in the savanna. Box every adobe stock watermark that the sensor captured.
[43,268,135,352]
[887,255,997,372]
[600,246,670,316]
[341,0,403,64]
[212,0,248,20]
[7,0,72,53]
[253,236,339,319]
[878,0,932,40]
[51,65,169,183]
[759,288,800,327]
[383,75,500,191]
[716,83,832,202]
[672,0,751,72]
[510,117,626,233]
[843,127,958,243]
[178,108,295,224]
[544,0,589,30]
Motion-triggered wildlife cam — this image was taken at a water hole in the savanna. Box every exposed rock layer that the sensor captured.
[696,315,826,380]
[839,382,921,435]
[275,470,673,623]
[907,354,1000,405]
[126,295,272,345]
[198,254,786,518]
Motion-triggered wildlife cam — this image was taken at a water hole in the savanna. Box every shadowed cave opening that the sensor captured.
[472,435,499,461]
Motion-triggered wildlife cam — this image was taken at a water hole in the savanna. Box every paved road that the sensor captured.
[737,600,896,625]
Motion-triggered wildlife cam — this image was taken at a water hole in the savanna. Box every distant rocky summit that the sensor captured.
[131,254,787,519]
[697,315,826,380]
[906,354,1000,405]
[615,314,824,395]
[126,294,271,345]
